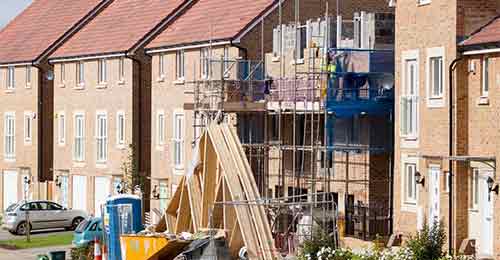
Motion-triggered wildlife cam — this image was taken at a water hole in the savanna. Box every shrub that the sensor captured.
[406,221,446,260]
[70,244,94,260]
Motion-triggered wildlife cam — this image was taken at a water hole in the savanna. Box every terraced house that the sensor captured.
[48,0,193,216]
[394,0,500,257]
[0,0,110,210]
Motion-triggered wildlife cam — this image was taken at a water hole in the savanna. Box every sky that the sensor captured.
[0,0,32,29]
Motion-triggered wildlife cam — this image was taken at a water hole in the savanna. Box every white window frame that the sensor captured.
[400,50,419,144]
[401,154,418,212]
[58,112,66,146]
[118,57,125,83]
[25,66,31,88]
[426,47,445,107]
[98,59,107,85]
[470,168,480,210]
[96,111,108,163]
[116,111,125,148]
[201,48,210,79]
[173,110,184,170]
[158,54,165,80]
[481,57,489,98]
[176,50,185,81]
[444,171,450,193]
[60,63,66,86]
[23,112,32,145]
[4,112,15,160]
[418,0,431,5]
[156,110,165,149]
[73,112,85,162]
[77,62,85,87]
[7,66,14,90]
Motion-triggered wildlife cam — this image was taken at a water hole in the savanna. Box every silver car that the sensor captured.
[2,200,88,235]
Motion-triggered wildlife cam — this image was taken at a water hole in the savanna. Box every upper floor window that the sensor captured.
[482,58,489,97]
[24,112,32,144]
[116,111,125,147]
[401,57,419,138]
[77,62,85,86]
[4,113,15,159]
[118,57,125,82]
[157,111,165,147]
[60,64,66,85]
[173,112,184,169]
[159,54,165,79]
[201,48,209,79]
[96,113,107,162]
[223,47,230,77]
[429,56,443,98]
[58,112,65,145]
[7,66,14,90]
[296,25,307,60]
[176,50,185,80]
[74,113,85,161]
[98,59,107,84]
[25,66,31,88]
[404,163,417,205]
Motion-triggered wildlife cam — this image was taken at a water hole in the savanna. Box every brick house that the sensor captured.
[47,0,193,216]
[0,0,110,210]
[393,0,500,257]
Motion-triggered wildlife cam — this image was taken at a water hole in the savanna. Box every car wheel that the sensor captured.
[16,222,31,235]
[71,217,84,230]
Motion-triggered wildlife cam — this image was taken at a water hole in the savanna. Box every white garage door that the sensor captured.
[3,171,18,210]
[94,176,110,217]
[72,175,87,211]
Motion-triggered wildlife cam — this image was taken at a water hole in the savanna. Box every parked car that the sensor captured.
[72,217,103,247]
[2,200,88,235]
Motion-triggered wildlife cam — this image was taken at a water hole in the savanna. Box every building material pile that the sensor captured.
[156,123,279,259]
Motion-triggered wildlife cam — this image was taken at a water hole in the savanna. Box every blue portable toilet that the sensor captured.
[104,195,142,260]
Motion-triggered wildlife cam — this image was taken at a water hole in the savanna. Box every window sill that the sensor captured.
[401,202,418,213]
[96,162,107,169]
[25,84,31,89]
[427,97,445,108]
[272,56,280,62]
[24,141,32,146]
[74,84,85,90]
[157,77,165,83]
[59,83,66,88]
[73,161,86,168]
[5,89,14,94]
[173,79,185,85]
[4,157,16,163]
[292,59,304,65]
[96,83,108,89]
[156,145,165,151]
[468,208,479,213]
[477,96,489,106]
[117,80,125,85]
[173,167,184,175]
[417,1,431,6]
[116,144,126,150]
[58,142,66,147]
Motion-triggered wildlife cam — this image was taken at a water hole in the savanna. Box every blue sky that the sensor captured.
[0,0,32,29]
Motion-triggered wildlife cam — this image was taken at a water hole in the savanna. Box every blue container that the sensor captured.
[104,195,142,260]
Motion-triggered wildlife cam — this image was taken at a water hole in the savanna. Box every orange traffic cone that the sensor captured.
[94,238,103,260]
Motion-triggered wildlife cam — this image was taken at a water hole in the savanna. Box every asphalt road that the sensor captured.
[0,228,72,241]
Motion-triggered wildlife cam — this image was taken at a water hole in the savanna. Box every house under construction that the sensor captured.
[187,7,395,241]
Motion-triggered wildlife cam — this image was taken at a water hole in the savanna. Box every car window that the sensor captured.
[36,202,48,210]
[21,203,39,210]
[89,222,98,231]
[6,203,19,212]
[48,203,62,210]
[75,219,90,233]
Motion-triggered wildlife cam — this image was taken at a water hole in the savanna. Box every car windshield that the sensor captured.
[5,203,19,212]
[75,219,90,233]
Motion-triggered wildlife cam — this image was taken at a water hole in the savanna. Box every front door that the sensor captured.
[3,170,18,210]
[479,173,494,256]
[428,167,440,227]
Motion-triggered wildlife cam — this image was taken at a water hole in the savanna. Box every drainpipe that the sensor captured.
[448,56,462,255]
[32,62,44,183]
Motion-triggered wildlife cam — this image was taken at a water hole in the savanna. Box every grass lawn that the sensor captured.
[0,232,73,250]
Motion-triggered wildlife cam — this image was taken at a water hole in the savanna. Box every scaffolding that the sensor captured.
[187,2,395,242]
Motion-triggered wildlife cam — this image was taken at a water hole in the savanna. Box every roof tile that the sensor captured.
[0,0,104,64]
[462,16,500,46]
[146,0,275,49]
[51,0,186,59]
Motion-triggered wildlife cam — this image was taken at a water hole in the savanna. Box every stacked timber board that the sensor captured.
[157,124,278,259]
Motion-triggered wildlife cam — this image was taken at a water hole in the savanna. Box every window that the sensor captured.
[159,54,165,79]
[74,113,85,161]
[96,113,107,162]
[401,58,418,138]
[201,48,209,79]
[77,62,85,86]
[4,113,15,159]
[60,64,66,84]
[429,56,443,98]
[118,57,125,82]
[113,177,122,194]
[7,66,14,89]
[404,163,417,204]
[25,66,31,87]
[176,50,185,80]
[24,112,32,144]
[482,58,489,97]
[98,59,107,84]
[296,26,307,60]
[223,47,229,78]
[444,171,450,193]
[470,168,479,209]
[157,111,165,146]
[116,111,125,146]
[159,180,168,212]
[173,112,184,168]
[58,113,65,145]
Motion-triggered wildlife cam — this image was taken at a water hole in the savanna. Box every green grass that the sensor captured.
[0,232,73,249]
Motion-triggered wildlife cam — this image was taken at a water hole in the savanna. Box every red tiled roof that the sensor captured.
[462,16,500,46]
[51,0,186,59]
[0,0,104,64]
[146,0,275,49]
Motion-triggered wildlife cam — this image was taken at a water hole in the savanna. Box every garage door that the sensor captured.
[72,175,87,211]
[94,176,110,217]
[3,171,18,210]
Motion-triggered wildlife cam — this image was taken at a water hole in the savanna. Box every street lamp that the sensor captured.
[415,171,425,186]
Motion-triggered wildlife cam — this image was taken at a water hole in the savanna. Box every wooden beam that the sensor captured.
[174,183,192,233]
[201,135,218,227]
